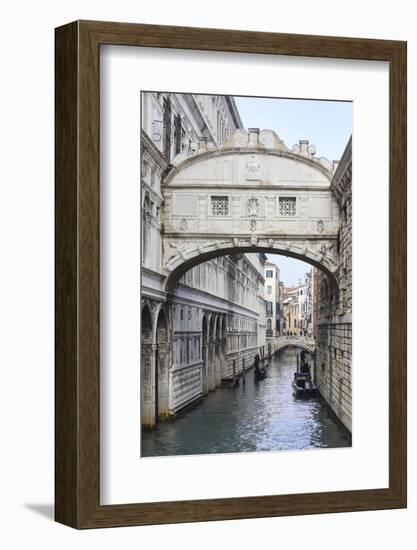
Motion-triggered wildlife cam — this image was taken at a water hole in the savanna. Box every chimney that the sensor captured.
[299,139,309,154]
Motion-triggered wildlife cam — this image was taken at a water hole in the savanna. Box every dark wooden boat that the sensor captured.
[292,372,317,398]
[292,352,317,398]
[253,347,268,382]
[254,366,267,381]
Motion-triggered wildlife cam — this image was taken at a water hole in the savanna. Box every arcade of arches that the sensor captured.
[141,126,352,433]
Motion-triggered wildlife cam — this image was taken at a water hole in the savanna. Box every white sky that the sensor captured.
[267,254,312,287]
[235,95,352,162]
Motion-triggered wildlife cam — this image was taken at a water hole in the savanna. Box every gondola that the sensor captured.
[292,372,318,398]
[254,367,267,381]
[292,352,317,398]
[254,348,268,382]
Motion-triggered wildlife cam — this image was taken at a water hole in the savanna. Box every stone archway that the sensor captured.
[208,315,216,391]
[155,307,169,418]
[161,127,341,294]
[141,304,154,427]
[201,315,209,395]
[164,242,339,295]
[214,316,222,387]
[220,316,228,381]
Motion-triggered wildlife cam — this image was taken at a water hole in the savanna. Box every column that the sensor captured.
[209,339,216,391]
[141,343,157,428]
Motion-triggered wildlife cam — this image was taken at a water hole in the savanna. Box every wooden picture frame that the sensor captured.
[55,20,407,528]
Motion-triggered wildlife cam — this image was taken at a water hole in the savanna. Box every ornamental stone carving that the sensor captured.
[224,128,249,147]
[247,196,259,217]
[245,155,261,180]
[166,240,187,260]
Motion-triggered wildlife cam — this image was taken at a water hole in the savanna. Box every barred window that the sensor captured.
[279,197,296,217]
[211,195,229,216]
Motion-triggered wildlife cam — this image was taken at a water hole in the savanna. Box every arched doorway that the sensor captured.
[208,315,216,391]
[215,316,222,387]
[220,316,228,381]
[201,315,208,395]
[155,308,169,418]
[141,304,154,427]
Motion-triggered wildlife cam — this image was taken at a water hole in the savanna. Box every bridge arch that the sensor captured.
[164,243,339,294]
[161,128,341,294]
[270,336,316,356]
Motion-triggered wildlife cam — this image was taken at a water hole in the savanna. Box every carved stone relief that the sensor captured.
[247,196,259,217]
[317,219,324,233]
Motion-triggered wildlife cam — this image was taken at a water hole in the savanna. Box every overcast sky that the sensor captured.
[266,254,312,287]
[234,95,352,163]
[236,95,351,286]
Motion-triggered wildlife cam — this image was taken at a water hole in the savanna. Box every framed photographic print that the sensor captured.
[55,20,406,528]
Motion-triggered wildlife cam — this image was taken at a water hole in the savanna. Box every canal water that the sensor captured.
[141,348,351,457]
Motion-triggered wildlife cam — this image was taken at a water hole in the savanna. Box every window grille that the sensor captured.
[279,197,296,217]
[211,195,229,216]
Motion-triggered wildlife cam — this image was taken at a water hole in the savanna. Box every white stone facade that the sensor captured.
[141,92,266,427]
[297,271,314,337]
[264,262,281,338]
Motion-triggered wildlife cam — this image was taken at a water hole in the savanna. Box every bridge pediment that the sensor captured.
[165,128,334,189]
[166,149,333,188]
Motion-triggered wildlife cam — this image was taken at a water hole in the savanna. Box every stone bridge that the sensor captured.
[268,336,316,355]
[161,127,341,292]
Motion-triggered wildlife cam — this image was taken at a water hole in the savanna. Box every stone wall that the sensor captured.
[315,138,352,433]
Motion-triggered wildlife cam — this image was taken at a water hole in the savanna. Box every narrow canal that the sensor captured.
[141,348,351,457]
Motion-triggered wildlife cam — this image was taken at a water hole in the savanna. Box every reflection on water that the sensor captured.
[141,349,352,457]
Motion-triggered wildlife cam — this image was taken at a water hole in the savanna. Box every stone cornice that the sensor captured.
[171,284,260,318]
[331,137,352,206]
[164,147,334,185]
[141,266,166,282]
[141,129,169,173]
